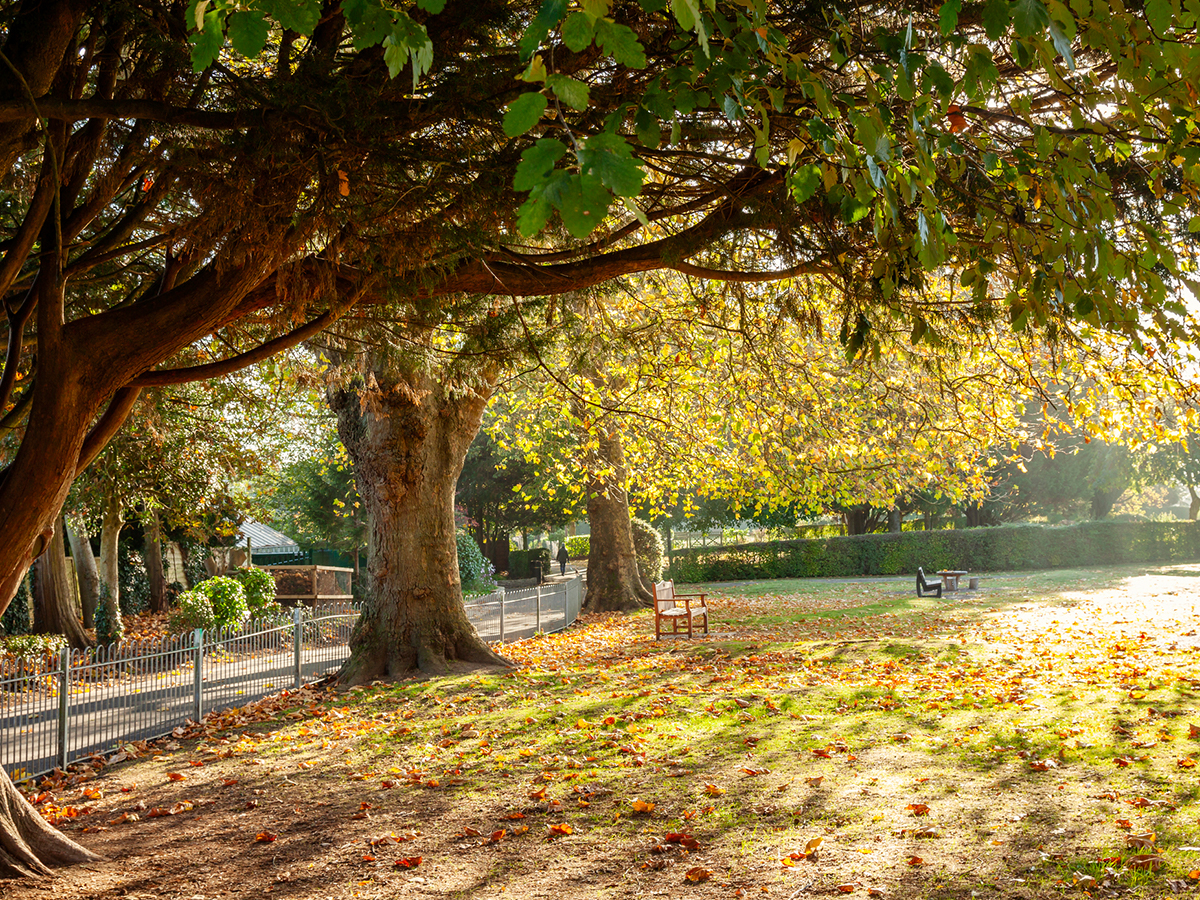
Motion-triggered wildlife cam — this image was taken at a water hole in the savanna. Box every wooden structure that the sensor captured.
[653,580,710,640]
[265,565,353,606]
[936,569,970,591]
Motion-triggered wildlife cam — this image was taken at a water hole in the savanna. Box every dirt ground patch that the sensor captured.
[6,564,1200,899]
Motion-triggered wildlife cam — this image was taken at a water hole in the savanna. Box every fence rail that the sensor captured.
[1,576,582,782]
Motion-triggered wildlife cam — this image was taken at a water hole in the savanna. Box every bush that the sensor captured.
[631,517,664,582]
[666,520,1200,583]
[566,535,590,559]
[457,532,495,589]
[0,578,32,636]
[168,589,217,633]
[229,567,281,618]
[117,544,150,616]
[0,633,66,660]
[201,576,249,628]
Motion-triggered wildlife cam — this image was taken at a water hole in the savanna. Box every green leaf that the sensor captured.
[227,11,270,57]
[416,0,446,11]
[722,94,741,121]
[671,0,698,30]
[982,0,1010,40]
[561,12,596,52]
[578,133,644,196]
[514,138,568,191]
[938,0,962,35]
[924,63,954,98]
[262,0,321,35]
[519,0,568,61]
[1189,215,1200,233]
[790,164,821,203]
[188,8,225,71]
[594,19,647,67]
[503,92,549,138]
[1145,0,1172,32]
[634,108,661,149]
[518,170,571,236]
[343,0,395,50]
[1048,17,1075,69]
[841,195,870,224]
[547,73,590,110]
[1012,0,1049,37]
[559,172,613,237]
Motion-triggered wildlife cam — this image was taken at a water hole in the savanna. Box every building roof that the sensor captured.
[238,521,300,554]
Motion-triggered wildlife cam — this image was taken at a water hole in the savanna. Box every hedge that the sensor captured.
[667,521,1200,583]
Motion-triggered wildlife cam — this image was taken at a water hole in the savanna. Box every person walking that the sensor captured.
[556,543,569,576]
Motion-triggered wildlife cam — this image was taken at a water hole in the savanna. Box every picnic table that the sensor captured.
[936,570,969,591]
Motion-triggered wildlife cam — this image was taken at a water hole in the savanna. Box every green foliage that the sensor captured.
[118,544,150,616]
[0,578,32,636]
[94,582,124,646]
[456,532,495,590]
[229,567,276,610]
[630,517,664,581]
[566,535,590,558]
[668,521,1200,582]
[199,576,250,629]
[168,589,217,633]
[0,633,66,660]
[262,434,365,556]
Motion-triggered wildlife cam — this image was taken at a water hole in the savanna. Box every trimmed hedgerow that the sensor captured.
[667,521,1200,583]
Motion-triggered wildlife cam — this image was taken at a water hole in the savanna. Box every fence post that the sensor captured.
[192,628,203,723]
[498,590,505,643]
[293,606,304,690]
[56,647,70,771]
[535,583,542,634]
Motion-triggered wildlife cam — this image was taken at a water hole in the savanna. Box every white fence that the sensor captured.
[0,576,583,781]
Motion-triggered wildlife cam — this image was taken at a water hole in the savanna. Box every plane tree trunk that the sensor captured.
[328,367,509,682]
[584,430,653,613]
[66,517,99,629]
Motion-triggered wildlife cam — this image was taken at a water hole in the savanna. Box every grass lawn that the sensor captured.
[8,563,1200,899]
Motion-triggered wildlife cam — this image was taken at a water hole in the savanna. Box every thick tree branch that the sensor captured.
[128,307,343,386]
[75,387,141,476]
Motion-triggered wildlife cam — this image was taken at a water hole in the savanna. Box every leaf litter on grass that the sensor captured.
[9,564,1200,899]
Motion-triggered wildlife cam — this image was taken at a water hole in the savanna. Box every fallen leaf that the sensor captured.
[907,856,924,866]
[685,867,713,882]
[166,772,187,782]
[1126,854,1165,871]
[255,832,277,843]
[548,823,573,836]
[906,803,930,816]
[393,856,422,868]
[837,883,860,893]
[704,783,726,796]
[1179,758,1197,768]
[804,776,824,788]
[1127,832,1156,849]
[631,800,656,814]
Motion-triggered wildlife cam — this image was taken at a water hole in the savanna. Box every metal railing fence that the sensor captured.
[1,576,582,781]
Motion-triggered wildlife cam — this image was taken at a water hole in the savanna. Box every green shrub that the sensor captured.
[566,535,590,559]
[457,532,495,589]
[117,544,150,615]
[631,517,664,582]
[168,589,217,633]
[201,576,249,628]
[0,633,66,660]
[229,567,279,616]
[94,582,124,646]
[667,520,1200,582]
[0,578,32,636]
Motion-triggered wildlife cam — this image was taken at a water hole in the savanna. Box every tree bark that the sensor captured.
[328,368,509,682]
[98,495,123,608]
[65,517,99,629]
[31,519,91,649]
[143,506,166,613]
[0,769,100,878]
[584,430,653,613]
[1189,485,1199,521]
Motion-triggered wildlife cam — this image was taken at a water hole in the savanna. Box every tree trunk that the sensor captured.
[143,506,166,613]
[584,430,653,613]
[1190,485,1199,521]
[328,368,508,682]
[98,495,123,607]
[0,769,100,878]
[31,518,91,649]
[65,517,99,629]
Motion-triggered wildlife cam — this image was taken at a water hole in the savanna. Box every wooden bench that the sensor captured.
[654,580,709,639]
[915,567,942,598]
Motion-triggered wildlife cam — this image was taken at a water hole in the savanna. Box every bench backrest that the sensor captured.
[916,567,931,589]
[655,580,676,610]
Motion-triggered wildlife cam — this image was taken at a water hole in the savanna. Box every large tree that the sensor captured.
[4,0,1200,878]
